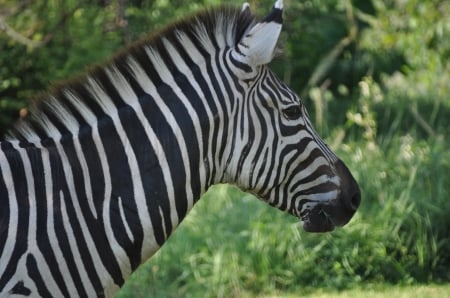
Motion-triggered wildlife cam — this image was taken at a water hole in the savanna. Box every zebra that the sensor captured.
[0,0,360,296]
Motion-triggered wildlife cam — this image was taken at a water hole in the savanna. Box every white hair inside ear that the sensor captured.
[234,0,283,67]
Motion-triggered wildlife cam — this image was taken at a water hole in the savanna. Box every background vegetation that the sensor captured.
[1,0,449,296]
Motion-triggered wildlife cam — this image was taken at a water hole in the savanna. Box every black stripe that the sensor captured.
[56,90,89,128]
[50,146,88,297]
[25,144,71,297]
[235,86,258,183]
[59,137,105,292]
[248,90,270,189]
[171,36,222,188]
[80,122,141,274]
[0,152,11,294]
[254,148,269,191]
[100,64,175,245]
[71,83,107,119]
[285,148,333,200]
[276,145,304,211]
[26,254,52,297]
[0,142,29,291]
[113,58,187,240]
[254,77,280,193]
[41,102,73,138]
[157,43,205,204]
[214,50,235,182]
[262,6,283,24]
[235,8,256,45]
[64,134,118,289]
[117,98,173,246]
[133,44,202,210]
[98,115,142,276]
[93,68,129,109]
[0,158,10,268]
[267,74,295,104]
[295,180,338,200]
[228,51,253,73]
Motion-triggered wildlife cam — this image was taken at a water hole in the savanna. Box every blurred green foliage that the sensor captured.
[1,0,449,296]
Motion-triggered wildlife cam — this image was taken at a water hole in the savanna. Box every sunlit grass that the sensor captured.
[258,284,450,298]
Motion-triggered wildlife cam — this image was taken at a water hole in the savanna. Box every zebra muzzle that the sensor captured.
[300,160,361,233]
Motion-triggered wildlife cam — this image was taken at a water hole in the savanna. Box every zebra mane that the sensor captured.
[7,5,256,143]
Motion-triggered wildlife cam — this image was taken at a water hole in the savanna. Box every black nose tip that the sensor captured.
[335,159,361,212]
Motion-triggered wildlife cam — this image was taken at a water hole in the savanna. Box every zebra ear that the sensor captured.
[235,0,283,67]
[241,2,250,12]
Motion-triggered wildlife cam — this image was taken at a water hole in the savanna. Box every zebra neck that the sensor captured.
[0,96,217,290]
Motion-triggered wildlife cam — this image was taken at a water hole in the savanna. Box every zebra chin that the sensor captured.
[300,202,354,233]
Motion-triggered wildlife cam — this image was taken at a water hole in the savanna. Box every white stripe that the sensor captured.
[174,31,231,186]
[103,193,132,279]
[59,190,96,295]
[40,140,79,295]
[11,143,63,296]
[45,97,79,133]
[250,77,295,192]
[144,45,205,165]
[0,147,19,277]
[298,175,339,194]
[106,64,180,233]
[158,206,167,240]
[192,22,215,55]
[295,156,329,180]
[91,123,132,279]
[118,196,134,242]
[51,128,117,293]
[87,77,118,116]
[68,88,132,279]
[219,50,242,181]
[107,60,181,232]
[209,51,236,179]
[64,90,98,219]
[144,45,207,203]
[2,257,40,298]
[162,38,212,193]
[86,75,160,261]
[281,141,319,187]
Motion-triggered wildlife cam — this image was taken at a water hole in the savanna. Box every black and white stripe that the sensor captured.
[0,0,359,296]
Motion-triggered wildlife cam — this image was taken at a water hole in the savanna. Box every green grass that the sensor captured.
[260,284,450,298]
[116,133,450,297]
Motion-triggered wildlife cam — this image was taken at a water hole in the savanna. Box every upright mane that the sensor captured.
[7,5,256,143]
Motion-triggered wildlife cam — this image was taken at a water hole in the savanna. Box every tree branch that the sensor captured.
[0,16,46,49]
[0,1,81,49]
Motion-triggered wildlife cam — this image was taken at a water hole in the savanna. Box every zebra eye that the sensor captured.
[282,105,302,120]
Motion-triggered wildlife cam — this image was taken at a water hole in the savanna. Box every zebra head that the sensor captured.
[224,0,361,232]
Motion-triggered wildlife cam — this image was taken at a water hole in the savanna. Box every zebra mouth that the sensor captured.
[299,188,359,233]
[300,205,337,233]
